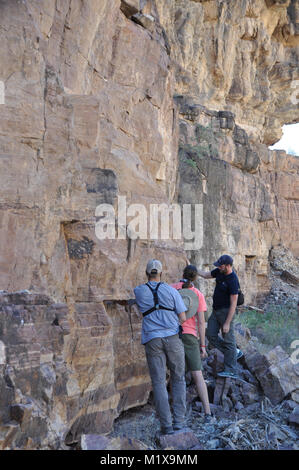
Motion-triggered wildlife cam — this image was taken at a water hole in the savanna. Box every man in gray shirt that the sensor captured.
[134,259,187,435]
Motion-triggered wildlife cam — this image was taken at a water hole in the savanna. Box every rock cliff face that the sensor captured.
[0,0,298,448]
[177,97,299,305]
[157,0,299,144]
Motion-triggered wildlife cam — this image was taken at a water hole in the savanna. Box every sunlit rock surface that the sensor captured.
[0,0,298,448]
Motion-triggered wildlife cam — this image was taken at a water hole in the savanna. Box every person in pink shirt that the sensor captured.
[172,265,212,422]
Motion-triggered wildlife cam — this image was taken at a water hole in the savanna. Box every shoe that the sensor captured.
[173,426,191,434]
[160,426,174,435]
[173,422,187,432]
[236,348,244,360]
[217,370,240,379]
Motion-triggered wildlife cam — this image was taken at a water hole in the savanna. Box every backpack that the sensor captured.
[237,287,244,306]
[216,275,244,306]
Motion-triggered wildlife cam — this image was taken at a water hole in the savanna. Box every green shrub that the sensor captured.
[238,302,299,355]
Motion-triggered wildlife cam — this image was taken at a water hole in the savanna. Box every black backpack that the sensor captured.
[237,287,244,306]
[216,275,244,306]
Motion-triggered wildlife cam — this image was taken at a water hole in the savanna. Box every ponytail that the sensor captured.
[182,279,192,289]
[181,265,198,288]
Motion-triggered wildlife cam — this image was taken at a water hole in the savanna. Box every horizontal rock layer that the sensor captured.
[0,0,298,448]
[0,291,149,448]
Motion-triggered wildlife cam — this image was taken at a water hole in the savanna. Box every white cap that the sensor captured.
[146,259,163,274]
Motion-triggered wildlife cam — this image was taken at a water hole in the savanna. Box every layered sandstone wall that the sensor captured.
[156,0,299,144]
[0,0,187,448]
[0,0,298,448]
[162,0,299,306]
[176,97,299,306]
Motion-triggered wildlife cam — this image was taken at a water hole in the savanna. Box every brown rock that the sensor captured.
[9,403,33,425]
[234,401,244,411]
[158,0,299,144]
[0,0,298,450]
[213,377,229,405]
[208,348,224,375]
[291,390,299,404]
[0,422,20,450]
[158,430,202,450]
[270,246,299,277]
[80,434,151,450]
[0,290,150,448]
[288,406,299,426]
[240,382,261,405]
[245,345,299,404]
[280,270,299,286]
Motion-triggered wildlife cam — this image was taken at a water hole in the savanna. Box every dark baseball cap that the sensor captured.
[213,255,233,267]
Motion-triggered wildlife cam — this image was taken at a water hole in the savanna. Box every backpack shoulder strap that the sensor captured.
[146,282,161,308]
[143,282,175,317]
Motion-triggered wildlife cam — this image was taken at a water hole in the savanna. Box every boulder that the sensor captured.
[158,429,202,450]
[207,348,224,375]
[240,382,261,405]
[213,376,229,405]
[283,400,298,410]
[291,390,299,404]
[244,345,299,404]
[234,401,244,411]
[288,406,299,427]
[80,434,151,450]
[280,271,299,286]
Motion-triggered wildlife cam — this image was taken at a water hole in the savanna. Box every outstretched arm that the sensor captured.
[197,269,213,279]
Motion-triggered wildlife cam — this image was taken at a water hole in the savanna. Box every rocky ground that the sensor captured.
[109,398,299,451]
[108,363,299,451]
[105,270,299,451]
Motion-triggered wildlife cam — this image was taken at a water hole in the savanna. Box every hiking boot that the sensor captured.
[160,426,174,435]
[236,348,244,360]
[217,370,240,380]
[173,427,192,434]
[173,422,187,432]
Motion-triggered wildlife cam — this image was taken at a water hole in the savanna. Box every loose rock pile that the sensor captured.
[267,246,299,305]
[105,323,299,450]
